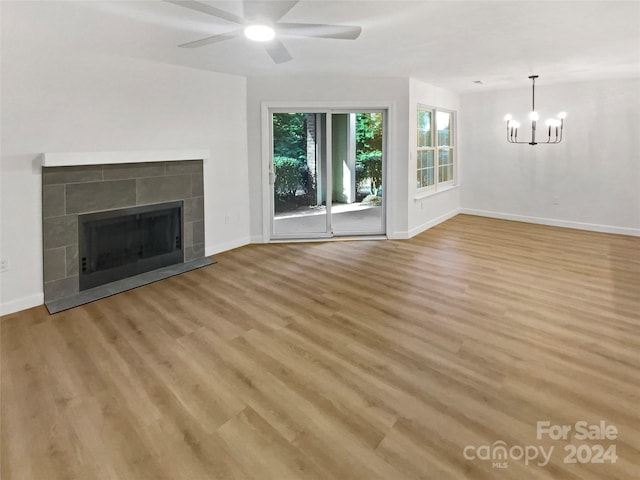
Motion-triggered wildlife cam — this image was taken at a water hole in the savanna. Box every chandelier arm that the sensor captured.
[544,122,564,144]
[546,126,563,144]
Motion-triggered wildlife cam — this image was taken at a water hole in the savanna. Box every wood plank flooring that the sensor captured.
[2,214,639,479]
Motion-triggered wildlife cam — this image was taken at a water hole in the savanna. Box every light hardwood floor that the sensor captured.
[2,214,639,480]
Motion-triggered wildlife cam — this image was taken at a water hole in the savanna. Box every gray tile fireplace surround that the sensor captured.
[42,159,210,313]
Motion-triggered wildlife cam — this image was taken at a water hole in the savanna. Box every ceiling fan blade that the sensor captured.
[243,0,299,22]
[264,39,293,64]
[277,23,362,40]
[166,0,244,25]
[178,30,240,48]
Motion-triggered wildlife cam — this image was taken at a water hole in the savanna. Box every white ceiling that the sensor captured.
[5,0,640,93]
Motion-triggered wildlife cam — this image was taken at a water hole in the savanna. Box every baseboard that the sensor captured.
[460,209,640,237]
[385,231,405,240]
[1,293,44,317]
[3,240,252,317]
[403,208,462,239]
[205,236,252,257]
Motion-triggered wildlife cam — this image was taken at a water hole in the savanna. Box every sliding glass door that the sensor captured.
[270,109,385,240]
[330,112,384,236]
[271,112,330,238]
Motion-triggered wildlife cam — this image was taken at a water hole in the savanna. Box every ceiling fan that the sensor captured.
[166,0,362,64]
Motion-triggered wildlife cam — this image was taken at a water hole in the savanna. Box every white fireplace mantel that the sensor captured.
[41,149,210,167]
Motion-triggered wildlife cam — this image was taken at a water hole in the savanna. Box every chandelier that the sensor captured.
[504,75,566,145]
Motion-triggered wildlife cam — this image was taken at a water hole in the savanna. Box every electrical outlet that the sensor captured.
[0,258,8,272]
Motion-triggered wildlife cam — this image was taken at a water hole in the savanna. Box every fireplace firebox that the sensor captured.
[79,201,183,291]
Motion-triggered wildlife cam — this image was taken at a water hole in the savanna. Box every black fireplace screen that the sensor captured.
[79,201,183,291]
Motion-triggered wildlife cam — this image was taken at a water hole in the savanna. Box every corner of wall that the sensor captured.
[407,207,461,238]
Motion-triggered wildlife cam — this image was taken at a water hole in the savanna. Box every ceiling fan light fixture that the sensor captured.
[244,24,275,42]
[168,0,363,63]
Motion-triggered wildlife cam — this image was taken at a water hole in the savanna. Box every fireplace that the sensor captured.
[41,154,212,313]
[79,201,183,291]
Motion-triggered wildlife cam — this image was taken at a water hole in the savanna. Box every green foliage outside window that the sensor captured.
[356,150,383,194]
[273,156,309,199]
[356,113,383,156]
[273,113,307,162]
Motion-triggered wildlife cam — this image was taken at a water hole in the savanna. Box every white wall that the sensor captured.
[460,78,640,235]
[246,76,410,240]
[0,2,250,314]
[408,78,461,237]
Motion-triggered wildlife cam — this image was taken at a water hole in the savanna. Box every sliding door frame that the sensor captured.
[261,101,395,242]
[329,108,387,238]
[267,108,333,240]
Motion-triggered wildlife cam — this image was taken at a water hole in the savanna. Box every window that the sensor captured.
[417,110,434,188]
[417,106,455,191]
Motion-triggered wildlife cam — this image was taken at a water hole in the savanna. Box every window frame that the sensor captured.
[416,109,435,189]
[416,105,456,194]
